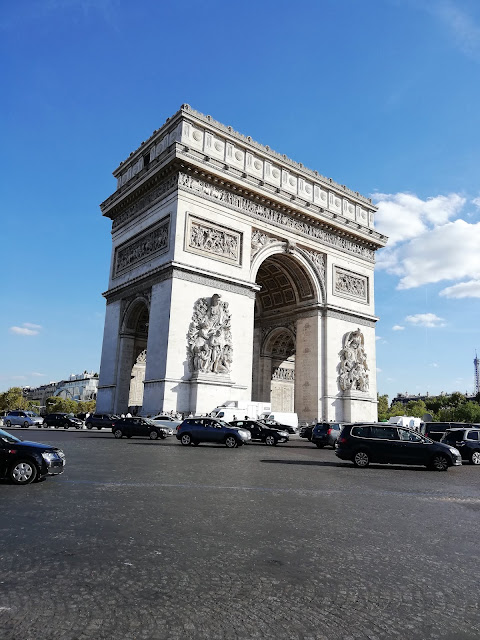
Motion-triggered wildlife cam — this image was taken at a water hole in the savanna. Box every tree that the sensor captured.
[0,387,30,413]
[405,399,428,418]
[388,402,406,418]
[377,394,389,421]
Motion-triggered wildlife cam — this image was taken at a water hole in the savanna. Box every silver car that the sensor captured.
[151,414,182,436]
[4,411,44,428]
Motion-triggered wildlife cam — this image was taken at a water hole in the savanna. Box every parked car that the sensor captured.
[176,417,252,448]
[299,425,314,441]
[258,419,297,435]
[0,428,65,484]
[311,422,344,448]
[335,423,462,471]
[4,411,43,428]
[422,422,470,442]
[151,414,182,435]
[112,417,169,440]
[43,413,83,429]
[85,414,119,430]
[441,428,480,465]
[230,419,289,445]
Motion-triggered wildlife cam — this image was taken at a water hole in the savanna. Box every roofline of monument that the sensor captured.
[110,104,376,210]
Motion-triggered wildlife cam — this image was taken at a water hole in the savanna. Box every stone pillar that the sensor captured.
[96,300,122,414]
[113,334,135,414]
[294,314,322,423]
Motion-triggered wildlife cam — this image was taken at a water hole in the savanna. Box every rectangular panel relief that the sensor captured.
[333,265,369,304]
[185,214,242,266]
[113,216,170,277]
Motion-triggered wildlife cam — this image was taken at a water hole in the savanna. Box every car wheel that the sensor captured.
[353,450,370,468]
[97,426,102,430]
[181,433,192,446]
[40,423,46,428]
[430,454,449,471]
[225,436,238,448]
[6,420,12,428]
[149,431,159,440]
[470,451,480,465]
[86,423,92,429]
[315,443,325,449]
[265,435,276,446]
[159,432,167,440]
[9,460,38,485]
[113,429,123,439]
[307,436,312,441]
[23,421,30,428]
[63,422,69,429]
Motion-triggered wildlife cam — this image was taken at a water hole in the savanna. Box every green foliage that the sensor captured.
[405,399,427,418]
[45,397,96,415]
[388,402,406,418]
[377,394,390,421]
[0,387,31,413]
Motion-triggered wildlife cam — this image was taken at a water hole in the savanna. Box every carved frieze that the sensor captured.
[185,215,241,266]
[298,248,326,285]
[112,174,178,230]
[333,266,368,303]
[251,229,281,257]
[338,328,369,392]
[114,217,169,277]
[178,173,375,262]
[187,294,233,375]
[272,367,295,381]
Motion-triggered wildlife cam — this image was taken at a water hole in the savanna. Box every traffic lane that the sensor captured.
[2,432,480,639]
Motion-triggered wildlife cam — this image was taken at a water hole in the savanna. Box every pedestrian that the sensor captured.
[121,413,125,419]
[126,411,132,418]
[244,415,249,420]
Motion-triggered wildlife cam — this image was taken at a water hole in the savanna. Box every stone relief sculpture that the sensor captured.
[334,267,367,301]
[189,219,239,261]
[187,294,233,375]
[115,220,169,275]
[338,328,369,392]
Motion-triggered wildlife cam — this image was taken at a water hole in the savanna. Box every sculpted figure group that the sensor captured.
[338,328,369,392]
[187,294,233,375]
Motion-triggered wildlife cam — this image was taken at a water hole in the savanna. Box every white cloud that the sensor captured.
[440,279,480,299]
[430,363,439,368]
[31,372,46,377]
[405,313,446,328]
[9,322,42,336]
[374,192,465,246]
[376,368,382,373]
[473,197,480,209]
[427,1,480,63]
[392,325,404,331]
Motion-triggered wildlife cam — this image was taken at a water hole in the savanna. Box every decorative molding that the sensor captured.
[272,367,295,381]
[114,217,170,277]
[187,294,233,375]
[112,174,178,230]
[178,173,375,262]
[185,214,242,266]
[325,309,376,328]
[298,248,326,285]
[172,267,257,299]
[333,266,369,303]
[338,328,369,392]
[251,229,281,258]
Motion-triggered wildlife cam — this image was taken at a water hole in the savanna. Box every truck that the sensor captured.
[259,412,299,430]
[388,416,424,430]
[211,400,271,422]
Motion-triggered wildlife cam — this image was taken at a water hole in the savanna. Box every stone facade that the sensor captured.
[96,105,387,421]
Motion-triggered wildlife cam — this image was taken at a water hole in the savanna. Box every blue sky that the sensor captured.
[1,0,479,402]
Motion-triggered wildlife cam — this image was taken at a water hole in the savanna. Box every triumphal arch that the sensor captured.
[96,105,387,423]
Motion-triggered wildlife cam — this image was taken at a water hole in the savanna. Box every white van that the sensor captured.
[211,401,271,422]
[259,412,299,430]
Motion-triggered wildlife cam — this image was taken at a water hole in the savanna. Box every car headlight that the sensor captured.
[239,429,251,439]
[449,447,460,455]
[278,431,289,437]
[41,452,57,462]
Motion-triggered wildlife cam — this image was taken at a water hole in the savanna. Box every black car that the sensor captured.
[335,423,462,471]
[0,428,65,484]
[176,417,252,447]
[230,419,289,445]
[311,422,343,448]
[441,428,480,465]
[258,419,297,434]
[85,414,118,430]
[112,417,168,440]
[43,413,83,429]
[422,422,470,442]
[299,425,314,441]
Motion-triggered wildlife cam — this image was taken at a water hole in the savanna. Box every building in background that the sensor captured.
[23,372,98,407]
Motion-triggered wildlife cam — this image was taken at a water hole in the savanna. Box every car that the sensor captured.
[3,411,44,428]
[151,414,182,435]
[441,428,480,465]
[258,419,297,435]
[311,422,344,448]
[299,425,314,441]
[422,422,470,442]
[112,417,169,440]
[0,428,65,484]
[335,423,462,471]
[230,419,289,445]
[176,417,252,448]
[42,413,84,429]
[85,414,119,430]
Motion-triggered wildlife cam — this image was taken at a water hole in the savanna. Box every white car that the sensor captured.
[151,414,182,436]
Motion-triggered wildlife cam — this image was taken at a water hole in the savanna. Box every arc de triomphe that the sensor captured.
[96,105,387,422]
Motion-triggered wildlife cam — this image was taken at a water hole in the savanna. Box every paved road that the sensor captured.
[2,430,480,639]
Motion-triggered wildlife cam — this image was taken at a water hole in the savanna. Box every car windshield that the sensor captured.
[215,420,230,428]
[443,430,465,443]
[26,411,39,417]
[0,429,21,444]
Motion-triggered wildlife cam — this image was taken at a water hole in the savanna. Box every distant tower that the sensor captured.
[475,352,480,395]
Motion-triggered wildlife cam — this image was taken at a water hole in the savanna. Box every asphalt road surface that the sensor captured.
[2,429,480,640]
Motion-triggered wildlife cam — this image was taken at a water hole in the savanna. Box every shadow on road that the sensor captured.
[261,459,431,471]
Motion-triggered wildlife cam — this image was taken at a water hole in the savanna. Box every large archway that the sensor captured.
[251,248,322,418]
[114,298,150,414]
